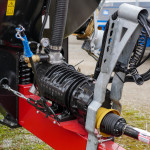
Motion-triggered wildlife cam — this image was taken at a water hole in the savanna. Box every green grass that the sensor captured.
[0,115,53,150]
[115,105,150,150]
[0,105,150,150]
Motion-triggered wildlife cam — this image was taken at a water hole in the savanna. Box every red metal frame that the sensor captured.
[19,84,125,150]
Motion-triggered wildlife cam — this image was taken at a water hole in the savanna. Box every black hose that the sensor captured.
[94,11,150,84]
[29,57,44,96]
[93,21,110,79]
[50,0,69,48]
[39,0,51,41]
[111,11,118,20]
[125,13,150,84]
[139,52,150,66]
[93,11,118,80]
[138,13,150,37]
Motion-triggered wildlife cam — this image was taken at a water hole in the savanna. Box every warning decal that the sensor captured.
[6,0,16,16]
[138,133,150,144]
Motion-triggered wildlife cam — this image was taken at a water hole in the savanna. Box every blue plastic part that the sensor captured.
[15,27,33,57]
[15,27,21,31]
[146,37,150,47]
[97,20,107,31]
[22,35,33,57]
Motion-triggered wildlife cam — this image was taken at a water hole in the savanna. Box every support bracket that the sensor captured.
[85,4,148,150]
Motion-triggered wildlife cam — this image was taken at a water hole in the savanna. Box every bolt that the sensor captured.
[88,139,91,142]
[53,121,56,124]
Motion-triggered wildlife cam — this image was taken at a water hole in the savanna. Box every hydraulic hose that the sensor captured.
[50,0,69,50]
[93,11,118,80]
[39,0,51,41]
[125,13,150,83]
[93,21,110,79]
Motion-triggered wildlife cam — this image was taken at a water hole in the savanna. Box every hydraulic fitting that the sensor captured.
[24,54,49,67]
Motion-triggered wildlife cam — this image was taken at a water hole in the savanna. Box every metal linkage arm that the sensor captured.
[85,4,148,150]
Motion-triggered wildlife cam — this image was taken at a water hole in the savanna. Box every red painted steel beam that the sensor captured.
[18,84,125,150]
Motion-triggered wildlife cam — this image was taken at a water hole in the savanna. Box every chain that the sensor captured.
[2,84,29,101]
[2,84,59,121]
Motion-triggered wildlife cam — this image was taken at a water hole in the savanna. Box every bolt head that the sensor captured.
[88,139,91,142]
[53,121,56,124]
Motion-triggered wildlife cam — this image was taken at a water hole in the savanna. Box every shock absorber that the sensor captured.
[129,30,148,85]
[19,61,32,84]
[135,30,147,66]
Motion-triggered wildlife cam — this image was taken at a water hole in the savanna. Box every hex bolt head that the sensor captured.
[88,139,91,142]
[53,121,56,124]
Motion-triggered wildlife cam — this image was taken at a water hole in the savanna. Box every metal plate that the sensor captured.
[0,46,20,119]
[18,84,125,150]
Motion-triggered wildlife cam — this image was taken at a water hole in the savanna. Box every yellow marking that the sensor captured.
[96,107,120,137]
[6,0,16,16]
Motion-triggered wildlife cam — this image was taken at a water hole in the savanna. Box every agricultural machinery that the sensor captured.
[0,0,150,150]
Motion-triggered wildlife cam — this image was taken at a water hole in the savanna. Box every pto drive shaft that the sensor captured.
[96,108,150,144]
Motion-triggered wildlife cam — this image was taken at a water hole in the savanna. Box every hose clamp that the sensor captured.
[50,45,62,51]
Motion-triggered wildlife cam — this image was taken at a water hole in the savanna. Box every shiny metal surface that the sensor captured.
[65,0,101,37]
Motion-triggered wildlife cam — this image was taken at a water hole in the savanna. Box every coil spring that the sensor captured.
[131,31,147,66]
[129,31,147,85]
[19,61,32,85]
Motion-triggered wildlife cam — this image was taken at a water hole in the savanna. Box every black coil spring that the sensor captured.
[19,62,32,84]
[129,31,147,85]
[130,31,147,66]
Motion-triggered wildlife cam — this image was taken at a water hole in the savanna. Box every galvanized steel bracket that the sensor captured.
[85,3,148,150]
